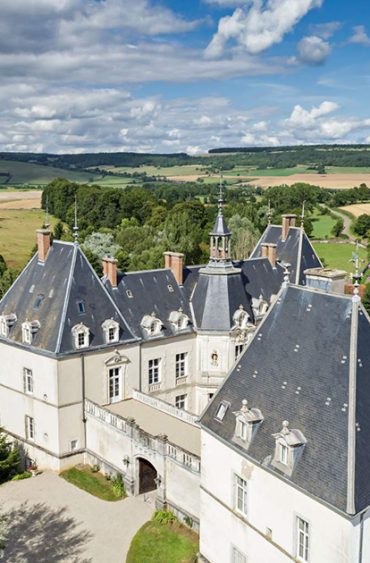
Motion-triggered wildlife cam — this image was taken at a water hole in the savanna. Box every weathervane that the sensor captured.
[267,199,272,225]
[44,196,50,230]
[218,173,224,215]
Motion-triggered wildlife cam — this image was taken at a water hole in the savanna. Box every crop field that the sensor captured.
[0,160,100,186]
[0,209,59,268]
[313,242,367,273]
[242,173,370,189]
[339,203,370,218]
[96,164,207,177]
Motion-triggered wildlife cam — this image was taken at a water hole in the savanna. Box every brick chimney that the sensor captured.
[164,251,184,286]
[281,214,297,242]
[261,243,269,258]
[36,228,51,262]
[102,256,118,288]
[266,243,277,268]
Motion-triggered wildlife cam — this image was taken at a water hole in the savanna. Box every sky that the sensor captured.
[1,0,370,154]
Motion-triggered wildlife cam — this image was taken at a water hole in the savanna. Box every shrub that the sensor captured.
[153,510,177,525]
[91,464,100,473]
[184,515,193,528]
[111,473,125,498]
[11,471,31,481]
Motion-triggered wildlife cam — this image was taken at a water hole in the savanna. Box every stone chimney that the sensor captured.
[281,214,297,242]
[305,268,347,294]
[266,243,277,268]
[103,256,118,288]
[261,243,269,259]
[36,229,51,262]
[164,251,184,286]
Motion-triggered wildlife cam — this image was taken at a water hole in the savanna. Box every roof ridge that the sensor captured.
[346,299,359,514]
[55,244,78,353]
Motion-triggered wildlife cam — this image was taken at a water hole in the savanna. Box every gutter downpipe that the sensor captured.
[359,512,364,563]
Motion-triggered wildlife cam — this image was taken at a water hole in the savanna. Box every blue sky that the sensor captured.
[1,0,370,153]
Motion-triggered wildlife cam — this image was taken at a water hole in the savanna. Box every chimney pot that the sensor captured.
[261,243,269,258]
[266,243,277,268]
[163,251,184,286]
[103,256,118,288]
[36,229,51,262]
[281,214,297,241]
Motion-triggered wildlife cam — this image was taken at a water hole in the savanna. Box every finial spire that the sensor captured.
[73,196,79,244]
[300,200,305,230]
[218,174,224,216]
[44,196,50,229]
[351,240,362,303]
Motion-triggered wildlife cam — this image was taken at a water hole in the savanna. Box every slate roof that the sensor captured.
[211,213,231,236]
[201,284,370,515]
[0,242,136,355]
[250,224,322,285]
[103,268,193,340]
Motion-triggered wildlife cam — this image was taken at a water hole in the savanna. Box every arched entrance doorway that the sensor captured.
[138,458,157,494]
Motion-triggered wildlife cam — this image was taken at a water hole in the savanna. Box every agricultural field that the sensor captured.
[340,203,370,218]
[0,159,100,186]
[95,164,207,177]
[313,242,367,273]
[243,173,370,189]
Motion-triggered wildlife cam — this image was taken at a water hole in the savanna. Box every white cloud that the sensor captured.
[297,36,331,65]
[205,0,323,58]
[309,21,341,39]
[348,25,370,47]
[285,101,339,128]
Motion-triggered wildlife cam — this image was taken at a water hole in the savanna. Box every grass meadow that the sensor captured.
[313,242,367,273]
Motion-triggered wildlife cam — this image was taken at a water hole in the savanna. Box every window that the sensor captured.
[231,546,247,563]
[296,517,309,562]
[167,284,174,293]
[148,359,160,385]
[77,300,85,314]
[208,393,214,401]
[176,353,187,378]
[234,474,247,515]
[216,401,228,421]
[26,415,35,441]
[175,394,187,410]
[280,443,289,465]
[33,294,45,310]
[109,367,121,403]
[108,327,115,342]
[235,344,244,360]
[72,323,90,349]
[239,420,247,441]
[102,319,119,344]
[126,289,133,298]
[70,439,79,452]
[23,368,33,394]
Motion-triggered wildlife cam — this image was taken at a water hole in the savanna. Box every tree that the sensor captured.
[228,215,259,260]
[362,283,370,316]
[0,255,6,277]
[82,232,121,261]
[0,428,20,484]
[53,221,64,240]
[331,218,344,238]
[354,214,370,237]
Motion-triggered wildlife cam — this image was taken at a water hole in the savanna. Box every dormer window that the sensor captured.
[0,313,17,338]
[22,320,40,345]
[72,323,90,349]
[141,313,163,337]
[233,399,264,448]
[252,295,269,319]
[102,319,119,344]
[168,308,189,332]
[233,305,253,331]
[272,420,307,476]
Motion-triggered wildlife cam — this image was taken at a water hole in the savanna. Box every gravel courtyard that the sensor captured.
[0,471,154,563]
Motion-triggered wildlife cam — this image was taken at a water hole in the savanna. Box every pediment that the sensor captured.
[105,350,130,367]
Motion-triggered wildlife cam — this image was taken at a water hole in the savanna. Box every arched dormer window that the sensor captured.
[22,320,40,345]
[271,420,307,476]
[233,305,251,330]
[72,323,90,349]
[168,308,189,332]
[102,319,119,344]
[233,399,264,449]
[0,313,17,338]
[141,313,163,337]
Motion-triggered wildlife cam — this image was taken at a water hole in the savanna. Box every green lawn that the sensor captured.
[311,214,337,239]
[60,465,125,501]
[313,243,368,273]
[127,520,198,563]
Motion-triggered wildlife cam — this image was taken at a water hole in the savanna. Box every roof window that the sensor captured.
[168,308,189,331]
[215,401,229,422]
[72,323,90,350]
[0,313,17,338]
[167,284,174,293]
[233,399,264,449]
[126,289,133,298]
[22,320,40,345]
[34,294,45,310]
[271,420,307,476]
[141,313,163,337]
[102,318,120,344]
[77,300,85,314]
